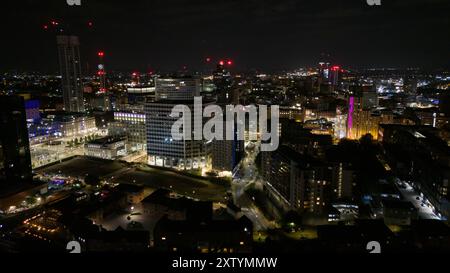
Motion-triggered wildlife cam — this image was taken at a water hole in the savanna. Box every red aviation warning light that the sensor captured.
[88,21,93,27]
[219,60,225,66]
[206,57,212,63]
[227,60,233,66]
[332,66,340,71]
[98,51,105,57]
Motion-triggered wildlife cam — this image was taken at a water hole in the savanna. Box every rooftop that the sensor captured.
[87,136,127,145]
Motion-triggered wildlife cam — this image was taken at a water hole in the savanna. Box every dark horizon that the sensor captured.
[1,0,449,73]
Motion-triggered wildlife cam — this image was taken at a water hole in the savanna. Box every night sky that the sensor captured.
[1,0,449,73]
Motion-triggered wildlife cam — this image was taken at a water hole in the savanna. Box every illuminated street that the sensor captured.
[397,180,442,220]
[232,142,277,231]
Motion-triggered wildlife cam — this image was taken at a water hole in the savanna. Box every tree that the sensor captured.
[359,133,380,154]
[359,133,374,147]
[280,211,302,231]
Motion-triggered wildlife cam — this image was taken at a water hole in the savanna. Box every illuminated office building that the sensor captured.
[145,100,210,170]
[109,112,147,151]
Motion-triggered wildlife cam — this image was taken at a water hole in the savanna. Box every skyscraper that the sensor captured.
[97,51,111,111]
[146,77,209,170]
[145,101,209,170]
[329,66,340,86]
[57,35,85,112]
[0,96,33,186]
[213,63,234,104]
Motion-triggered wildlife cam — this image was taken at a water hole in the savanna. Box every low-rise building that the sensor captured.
[85,136,127,160]
[56,114,97,137]
[115,184,148,205]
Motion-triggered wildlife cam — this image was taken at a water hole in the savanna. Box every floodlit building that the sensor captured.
[85,136,127,160]
[56,115,97,137]
[145,100,210,170]
[109,111,146,151]
[146,77,210,170]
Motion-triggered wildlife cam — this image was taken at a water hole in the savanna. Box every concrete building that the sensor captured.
[146,76,210,170]
[261,145,329,213]
[56,115,97,137]
[109,111,146,151]
[85,136,127,160]
[145,100,210,170]
[155,77,200,101]
[331,163,354,200]
[211,121,244,174]
[57,35,84,112]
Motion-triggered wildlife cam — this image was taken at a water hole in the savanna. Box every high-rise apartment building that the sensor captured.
[261,145,329,213]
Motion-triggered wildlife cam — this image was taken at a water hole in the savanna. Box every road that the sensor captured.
[232,141,277,231]
[396,179,441,220]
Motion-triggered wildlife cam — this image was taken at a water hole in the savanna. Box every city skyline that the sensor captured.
[1,0,450,259]
[1,0,449,73]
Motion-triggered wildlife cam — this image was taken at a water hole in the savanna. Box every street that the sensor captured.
[396,179,441,220]
[232,141,277,231]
